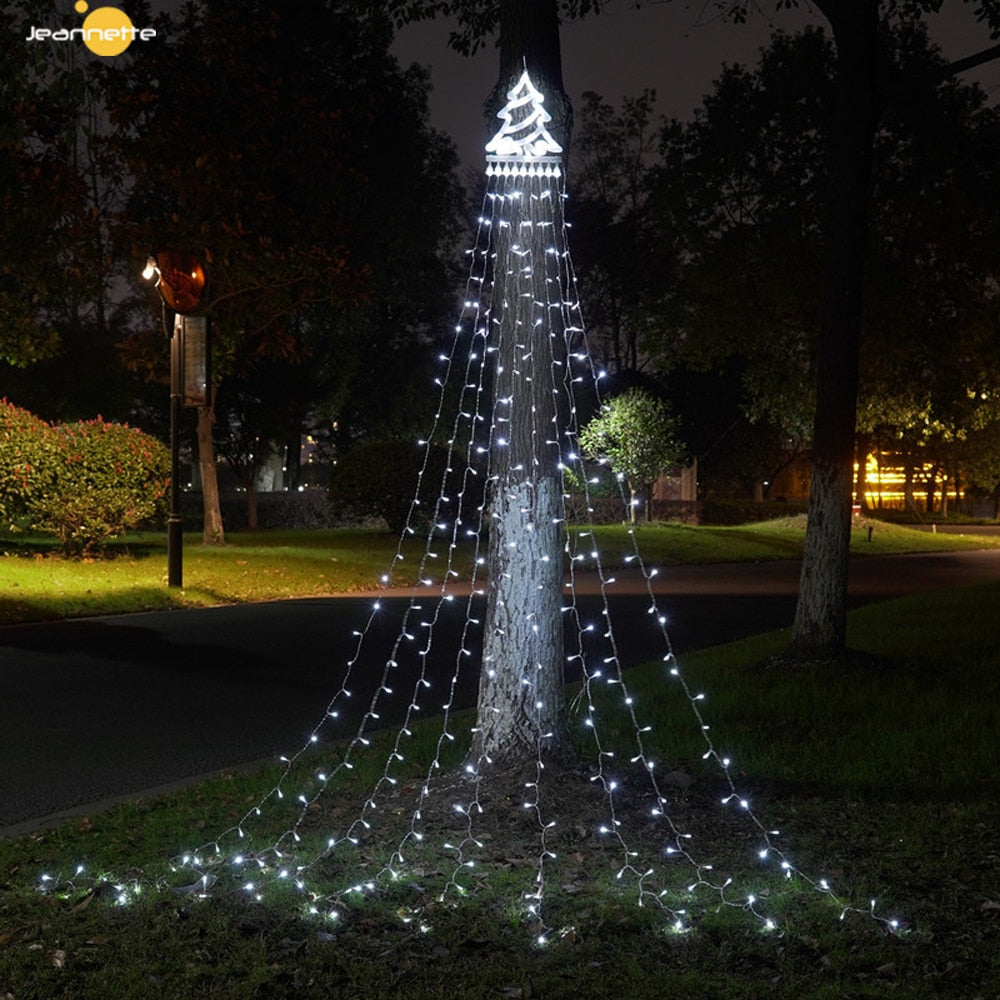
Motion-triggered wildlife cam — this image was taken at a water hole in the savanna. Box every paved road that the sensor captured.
[2,549,998,836]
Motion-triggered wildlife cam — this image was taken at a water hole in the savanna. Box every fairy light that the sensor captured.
[32,69,905,946]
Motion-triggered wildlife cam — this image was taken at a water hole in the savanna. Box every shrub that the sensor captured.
[0,399,58,528]
[329,439,477,535]
[0,401,169,555]
[699,498,809,525]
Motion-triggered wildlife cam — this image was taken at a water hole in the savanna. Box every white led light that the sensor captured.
[146,63,888,945]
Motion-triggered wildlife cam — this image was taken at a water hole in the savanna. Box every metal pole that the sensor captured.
[168,317,183,587]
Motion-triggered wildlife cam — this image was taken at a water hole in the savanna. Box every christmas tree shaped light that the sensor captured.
[486,68,564,177]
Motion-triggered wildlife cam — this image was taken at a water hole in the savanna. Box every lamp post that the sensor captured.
[142,252,207,588]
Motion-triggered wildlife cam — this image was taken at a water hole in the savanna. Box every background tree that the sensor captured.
[0,0,151,424]
[579,387,685,521]
[104,0,460,542]
[0,0,127,386]
[570,89,674,376]
[650,24,1000,506]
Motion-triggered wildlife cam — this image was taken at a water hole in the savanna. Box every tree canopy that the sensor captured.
[579,387,686,521]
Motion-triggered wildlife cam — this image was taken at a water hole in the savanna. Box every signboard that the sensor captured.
[173,314,210,407]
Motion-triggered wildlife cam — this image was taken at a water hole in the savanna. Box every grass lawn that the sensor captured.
[1,556,999,997]
[2,515,997,625]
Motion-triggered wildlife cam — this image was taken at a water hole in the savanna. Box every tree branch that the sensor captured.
[939,41,1000,81]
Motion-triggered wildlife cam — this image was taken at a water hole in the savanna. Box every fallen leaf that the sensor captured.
[980,900,1000,913]
[48,949,66,969]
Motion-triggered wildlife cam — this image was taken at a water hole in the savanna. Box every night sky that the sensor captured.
[392,2,1000,170]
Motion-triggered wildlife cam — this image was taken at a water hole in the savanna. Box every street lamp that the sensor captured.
[142,251,207,588]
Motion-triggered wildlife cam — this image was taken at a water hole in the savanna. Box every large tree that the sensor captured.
[0,0,129,389]
[746,0,1000,660]
[652,24,1000,503]
[468,0,576,769]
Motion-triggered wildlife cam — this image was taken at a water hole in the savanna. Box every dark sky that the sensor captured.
[392,2,1000,171]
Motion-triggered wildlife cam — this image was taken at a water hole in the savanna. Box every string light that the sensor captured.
[34,69,904,945]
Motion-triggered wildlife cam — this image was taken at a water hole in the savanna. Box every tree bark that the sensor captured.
[471,0,574,769]
[789,1,878,661]
[246,478,259,530]
[197,393,225,545]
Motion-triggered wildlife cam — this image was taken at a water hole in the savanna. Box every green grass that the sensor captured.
[3,517,997,625]
[607,585,1000,798]
[2,580,999,997]
[0,528,450,624]
[586,513,1000,564]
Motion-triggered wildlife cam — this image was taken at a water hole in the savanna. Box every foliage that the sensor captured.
[328,439,460,534]
[0,0,142,423]
[104,0,460,431]
[698,497,809,524]
[0,398,58,525]
[959,417,1000,512]
[570,89,674,375]
[0,3,91,367]
[0,400,168,555]
[578,387,685,520]
[622,24,1000,500]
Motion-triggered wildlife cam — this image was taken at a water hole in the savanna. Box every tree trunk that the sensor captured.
[474,477,569,766]
[789,1,878,661]
[197,394,225,545]
[855,432,870,511]
[471,0,573,769]
[246,478,259,530]
[472,168,572,766]
[903,452,915,513]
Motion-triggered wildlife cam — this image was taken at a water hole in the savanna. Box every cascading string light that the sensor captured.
[554,290,720,929]
[501,165,568,937]
[210,174,515,913]
[41,69,902,941]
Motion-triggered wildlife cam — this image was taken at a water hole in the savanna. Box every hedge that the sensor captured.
[0,399,169,555]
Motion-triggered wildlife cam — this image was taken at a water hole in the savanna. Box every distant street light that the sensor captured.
[142,251,208,588]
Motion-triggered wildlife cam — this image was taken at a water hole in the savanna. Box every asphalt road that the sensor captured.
[2,549,999,836]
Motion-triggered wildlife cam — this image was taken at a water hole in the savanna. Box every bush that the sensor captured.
[0,401,169,555]
[0,399,59,527]
[329,440,478,535]
[699,498,808,525]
